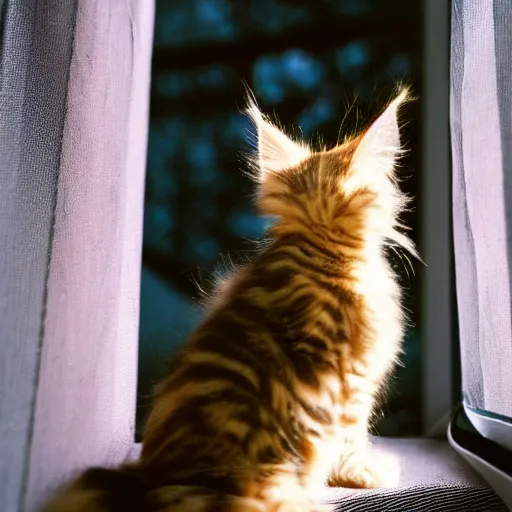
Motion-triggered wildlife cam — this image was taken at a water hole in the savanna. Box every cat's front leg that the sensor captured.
[327,400,400,489]
[327,442,400,489]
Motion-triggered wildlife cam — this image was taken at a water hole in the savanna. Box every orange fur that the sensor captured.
[42,89,416,512]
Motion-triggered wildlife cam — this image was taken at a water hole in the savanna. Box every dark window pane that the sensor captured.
[139,0,423,439]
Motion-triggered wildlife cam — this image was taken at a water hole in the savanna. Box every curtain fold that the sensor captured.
[0,2,154,511]
[451,0,512,430]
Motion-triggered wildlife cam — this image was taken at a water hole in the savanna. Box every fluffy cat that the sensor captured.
[43,88,417,512]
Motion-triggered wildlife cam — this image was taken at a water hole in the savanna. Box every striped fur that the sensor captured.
[43,89,417,512]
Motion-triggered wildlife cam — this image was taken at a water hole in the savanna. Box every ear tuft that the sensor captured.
[350,87,411,180]
[245,95,311,180]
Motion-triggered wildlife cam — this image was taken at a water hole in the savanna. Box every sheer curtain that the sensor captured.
[0,2,154,511]
[449,0,512,508]
[451,0,512,443]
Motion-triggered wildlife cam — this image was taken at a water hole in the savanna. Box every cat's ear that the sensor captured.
[246,99,310,180]
[348,88,409,187]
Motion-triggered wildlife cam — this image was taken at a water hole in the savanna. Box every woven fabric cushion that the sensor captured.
[331,485,505,511]
[323,438,507,511]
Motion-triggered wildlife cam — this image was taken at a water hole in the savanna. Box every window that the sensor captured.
[137,0,424,440]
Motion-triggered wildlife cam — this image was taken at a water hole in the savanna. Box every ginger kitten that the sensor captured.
[43,89,416,512]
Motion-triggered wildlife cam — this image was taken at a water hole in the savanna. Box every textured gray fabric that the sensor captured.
[0,1,154,512]
[327,439,507,511]
[322,438,505,510]
[331,485,507,511]
[0,2,77,511]
[451,0,512,422]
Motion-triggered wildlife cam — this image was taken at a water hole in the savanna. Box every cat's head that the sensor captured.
[245,89,416,257]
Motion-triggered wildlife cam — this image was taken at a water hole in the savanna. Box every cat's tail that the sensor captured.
[41,466,267,512]
[42,469,267,511]
[42,467,330,512]
[41,465,150,512]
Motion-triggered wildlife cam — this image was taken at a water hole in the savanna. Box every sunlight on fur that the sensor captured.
[43,88,417,512]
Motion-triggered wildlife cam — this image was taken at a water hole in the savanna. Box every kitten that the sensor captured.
[43,89,417,512]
